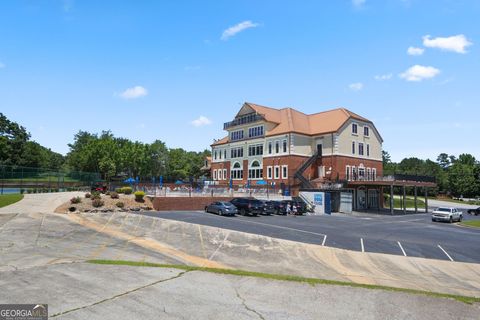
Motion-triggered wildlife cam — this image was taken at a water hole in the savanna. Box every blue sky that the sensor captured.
[0,0,479,162]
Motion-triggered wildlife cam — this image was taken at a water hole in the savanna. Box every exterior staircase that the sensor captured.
[294,151,320,189]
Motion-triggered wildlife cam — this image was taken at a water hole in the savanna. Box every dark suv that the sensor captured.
[230,198,263,216]
[260,200,276,215]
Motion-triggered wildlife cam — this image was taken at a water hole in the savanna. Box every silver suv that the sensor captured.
[432,207,463,223]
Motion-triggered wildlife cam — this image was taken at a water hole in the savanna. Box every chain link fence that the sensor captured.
[0,165,101,195]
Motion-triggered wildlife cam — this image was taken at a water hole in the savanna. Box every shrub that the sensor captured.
[134,191,145,202]
[115,188,124,194]
[85,193,91,198]
[116,201,125,208]
[92,199,104,208]
[110,192,119,199]
[20,189,25,194]
[91,191,101,200]
[123,187,133,195]
[70,196,82,204]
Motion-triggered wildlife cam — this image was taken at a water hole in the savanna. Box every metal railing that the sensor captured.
[223,113,263,130]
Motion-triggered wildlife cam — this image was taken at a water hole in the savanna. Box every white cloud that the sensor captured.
[407,46,424,56]
[399,65,440,82]
[352,0,366,7]
[191,116,212,127]
[349,82,364,91]
[221,20,259,40]
[374,73,392,81]
[422,34,472,54]
[119,86,148,99]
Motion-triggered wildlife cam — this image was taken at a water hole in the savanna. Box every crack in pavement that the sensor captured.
[235,288,266,320]
[50,270,190,318]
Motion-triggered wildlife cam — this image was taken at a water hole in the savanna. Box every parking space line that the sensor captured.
[438,245,454,262]
[397,241,407,256]
[321,235,327,246]
[360,238,365,253]
[234,216,326,237]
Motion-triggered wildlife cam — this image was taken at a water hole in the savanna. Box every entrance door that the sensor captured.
[325,192,331,215]
[316,144,323,156]
[367,190,379,209]
[357,188,366,210]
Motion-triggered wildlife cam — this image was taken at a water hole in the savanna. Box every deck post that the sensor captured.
[424,187,428,213]
[414,186,418,213]
[403,185,406,215]
[390,184,394,215]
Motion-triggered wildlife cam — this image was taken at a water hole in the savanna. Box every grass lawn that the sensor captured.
[87,259,480,305]
[460,220,480,228]
[384,196,426,209]
[0,194,24,208]
[2,176,81,183]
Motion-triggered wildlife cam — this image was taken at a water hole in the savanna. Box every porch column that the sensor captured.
[414,186,418,213]
[424,187,429,213]
[390,184,394,215]
[402,185,406,215]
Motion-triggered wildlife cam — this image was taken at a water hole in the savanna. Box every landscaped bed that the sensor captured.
[55,191,153,214]
[0,194,24,208]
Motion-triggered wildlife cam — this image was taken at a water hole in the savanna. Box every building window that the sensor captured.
[274,166,280,179]
[282,165,288,179]
[358,167,365,180]
[223,169,227,180]
[346,166,351,181]
[352,166,357,181]
[364,126,369,137]
[248,160,263,179]
[359,143,364,156]
[248,126,264,138]
[352,123,358,134]
[248,144,263,156]
[282,139,287,153]
[214,150,217,160]
[367,168,371,181]
[213,169,217,180]
[231,162,243,180]
[367,144,370,157]
[372,168,377,181]
[230,147,243,158]
[219,149,222,159]
[267,166,273,179]
[275,141,280,153]
[268,141,272,154]
[224,150,227,159]
[352,141,356,155]
[231,130,244,141]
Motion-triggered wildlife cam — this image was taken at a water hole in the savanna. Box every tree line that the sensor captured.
[383,151,480,198]
[1,112,209,181]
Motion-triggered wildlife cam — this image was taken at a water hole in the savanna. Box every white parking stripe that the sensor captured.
[438,245,454,262]
[235,216,327,237]
[322,235,327,246]
[360,238,365,252]
[397,241,407,256]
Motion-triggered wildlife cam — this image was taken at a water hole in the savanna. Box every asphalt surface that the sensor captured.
[138,209,480,263]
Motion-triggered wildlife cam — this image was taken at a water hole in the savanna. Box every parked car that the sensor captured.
[230,198,263,216]
[204,201,237,216]
[271,200,286,215]
[431,207,463,223]
[467,207,480,216]
[291,197,308,214]
[273,200,305,215]
[260,200,276,215]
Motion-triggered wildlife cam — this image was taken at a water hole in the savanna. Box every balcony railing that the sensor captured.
[223,113,263,130]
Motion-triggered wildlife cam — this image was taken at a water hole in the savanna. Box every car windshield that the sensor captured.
[436,208,451,212]
[219,202,231,206]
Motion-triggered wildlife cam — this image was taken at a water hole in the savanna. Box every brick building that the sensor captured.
[210,102,384,204]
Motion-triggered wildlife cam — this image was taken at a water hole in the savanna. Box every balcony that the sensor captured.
[223,113,263,130]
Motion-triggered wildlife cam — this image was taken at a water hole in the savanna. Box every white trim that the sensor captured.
[223,169,227,180]
[267,166,273,179]
[281,165,288,179]
[213,169,217,180]
[274,165,280,179]
[346,165,351,181]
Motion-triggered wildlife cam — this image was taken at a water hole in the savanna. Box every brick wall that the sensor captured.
[152,197,233,211]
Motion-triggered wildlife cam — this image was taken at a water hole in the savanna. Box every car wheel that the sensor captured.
[240,208,246,216]
[432,218,436,222]
[205,207,209,213]
[252,213,258,217]
[276,209,280,215]
[459,215,463,222]
[218,210,223,216]
[449,216,453,223]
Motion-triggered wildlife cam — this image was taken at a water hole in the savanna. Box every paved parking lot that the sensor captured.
[139,210,480,263]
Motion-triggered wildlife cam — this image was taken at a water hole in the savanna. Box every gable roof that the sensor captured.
[212,102,382,146]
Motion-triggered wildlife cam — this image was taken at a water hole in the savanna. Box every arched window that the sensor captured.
[248,160,263,179]
[233,162,241,169]
[231,162,243,180]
